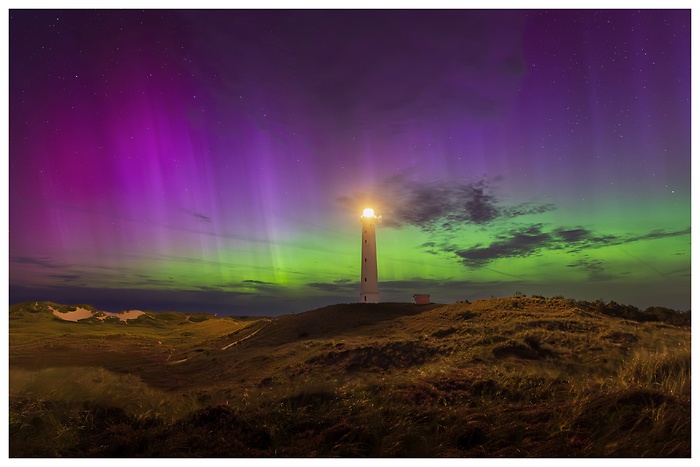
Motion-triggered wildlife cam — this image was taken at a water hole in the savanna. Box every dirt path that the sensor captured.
[221,319,271,350]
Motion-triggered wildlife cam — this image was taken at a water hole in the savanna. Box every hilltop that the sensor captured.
[9,296,691,457]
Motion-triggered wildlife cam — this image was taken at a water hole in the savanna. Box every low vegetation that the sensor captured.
[9,296,690,457]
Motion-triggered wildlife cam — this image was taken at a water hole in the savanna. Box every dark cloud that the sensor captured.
[240,279,285,294]
[307,279,356,293]
[192,212,211,223]
[502,202,557,219]
[339,175,555,232]
[459,181,501,224]
[456,224,553,267]
[629,227,691,242]
[451,224,691,268]
[422,245,441,255]
[179,207,211,223]
[567,258,618,282]
[10,256,62,269]
[47,273,82,283]
[553,227,593,243]
[144,278,177,286]
[195,285,225,292]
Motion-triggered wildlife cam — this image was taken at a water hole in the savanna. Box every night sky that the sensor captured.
[8,9,691,315]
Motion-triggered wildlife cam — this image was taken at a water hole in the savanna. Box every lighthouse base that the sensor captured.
[360,292,380,303]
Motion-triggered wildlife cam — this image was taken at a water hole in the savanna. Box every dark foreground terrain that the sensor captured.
[9,296,690,457]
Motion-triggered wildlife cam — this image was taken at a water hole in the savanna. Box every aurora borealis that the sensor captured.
[9,9,690,314]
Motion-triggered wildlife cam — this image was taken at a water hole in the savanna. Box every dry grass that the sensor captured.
[8,297,690,457]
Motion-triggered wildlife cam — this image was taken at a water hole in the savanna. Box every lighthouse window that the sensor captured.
[364,240,367,243]
[364,278,367,282]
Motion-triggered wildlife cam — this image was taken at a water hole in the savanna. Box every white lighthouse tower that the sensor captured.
[360,208,380,303]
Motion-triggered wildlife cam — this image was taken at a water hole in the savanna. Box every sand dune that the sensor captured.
[51,306,144,322]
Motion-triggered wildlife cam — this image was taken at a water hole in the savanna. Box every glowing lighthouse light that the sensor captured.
[360,207,380,303]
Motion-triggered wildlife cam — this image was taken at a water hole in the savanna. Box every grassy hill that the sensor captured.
[9,296,690,457]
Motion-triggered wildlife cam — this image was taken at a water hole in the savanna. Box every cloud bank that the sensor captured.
[450,225,690,268]
[339,174,555,232]
[340,175,690,272]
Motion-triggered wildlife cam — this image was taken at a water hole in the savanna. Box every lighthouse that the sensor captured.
[360,208,380,303]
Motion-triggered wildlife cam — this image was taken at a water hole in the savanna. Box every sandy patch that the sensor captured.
[51,306,144,323]
[52,307,94,322]
[98,310,145,322]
